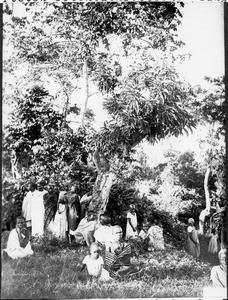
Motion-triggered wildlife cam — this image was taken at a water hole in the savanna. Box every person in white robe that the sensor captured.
[51,190,68,238]
[22,182,37,232]
[31,180,47,236]
[126,204,138,239]
[3,216,33,259]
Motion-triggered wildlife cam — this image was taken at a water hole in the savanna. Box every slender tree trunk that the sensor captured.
[199,167,211,235]
[81,59,89,127]
[11,151,22,180]
[63,91,69,129]
[220,226,226,249]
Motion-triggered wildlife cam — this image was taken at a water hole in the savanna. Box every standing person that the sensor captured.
[206,227,219,255]
[22,182,37,233]
[80,242,112,281]
[2,216,33,259]
[31,180,47,237]
[210,249,227,288]
[51,187,68,239]
[80,191,93,218]
[44,180,59,232]
[126,204,138,240]
[66,185,81,243]
[187,218,200,258]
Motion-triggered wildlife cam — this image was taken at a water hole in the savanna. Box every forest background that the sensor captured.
[1,2,226,299]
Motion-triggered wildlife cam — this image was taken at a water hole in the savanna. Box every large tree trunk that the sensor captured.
[88,148,116,215]
[90,171,116,214]
[199,167,211,235]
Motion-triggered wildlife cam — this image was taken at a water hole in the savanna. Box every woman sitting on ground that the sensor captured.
[2,216,34,259]
[210,248,227,288]
[72,210,97,247]
[105,225,138,277]
[147,217,165,251]
[94,214,113,250]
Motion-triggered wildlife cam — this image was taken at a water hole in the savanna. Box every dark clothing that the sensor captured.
[65,192,81,231]
[44,190,59,229]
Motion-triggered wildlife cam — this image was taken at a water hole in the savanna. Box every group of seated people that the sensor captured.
[2,212,227,288]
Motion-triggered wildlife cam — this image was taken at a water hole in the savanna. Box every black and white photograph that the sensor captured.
[2,1,226,299]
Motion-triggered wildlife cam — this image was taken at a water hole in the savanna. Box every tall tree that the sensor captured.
[4,2,198,214]
[196,77,225,246]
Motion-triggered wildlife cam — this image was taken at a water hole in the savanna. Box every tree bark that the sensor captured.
[90,171,116,214]
[199,167,211,235]
[81,59,89,127]
[88,148,116,215]
[62,91,70,129]
[11,150,22,180]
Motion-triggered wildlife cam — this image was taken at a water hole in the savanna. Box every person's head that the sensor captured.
[16,216,26,230]
[211,228,216,235]
[147,216,154,226]
[48,179,56,192]
[90,242,100,259]
[87,210,96,221]
[188,218,195,226]
[112,225,123,242]
[142,221,149,232]
[37,180,44,191]
[99,214,110,226]
[218,249,226,268]
[129,204,136,213]
[70,184,79,194]
[29,182,37,192]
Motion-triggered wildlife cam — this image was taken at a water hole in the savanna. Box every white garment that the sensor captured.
[5,228,33,259]
[51,204,68,238]
[31,190,47,236]
[22,190,37,226]
[148,225,165,250]
[82,255,111,281]
[94,225,113,249]
[139,230,148,239]
[73,218,96,238]
[126,211,138,239]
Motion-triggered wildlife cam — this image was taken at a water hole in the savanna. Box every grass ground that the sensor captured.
[1,233,215,299]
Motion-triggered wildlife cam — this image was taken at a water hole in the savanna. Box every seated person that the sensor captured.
[139,220,149,239]
[80,242,112,281]
[105,225,137,277]
[94,214,112,250]
[2,216,33,259]
[72,210,96,247]
[147,217,165,250]
[210,248,227,288]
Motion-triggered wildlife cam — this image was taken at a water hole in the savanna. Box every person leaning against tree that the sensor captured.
[187,218,200,258]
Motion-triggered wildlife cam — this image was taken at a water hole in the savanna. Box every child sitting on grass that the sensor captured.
[81,242,112,281]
